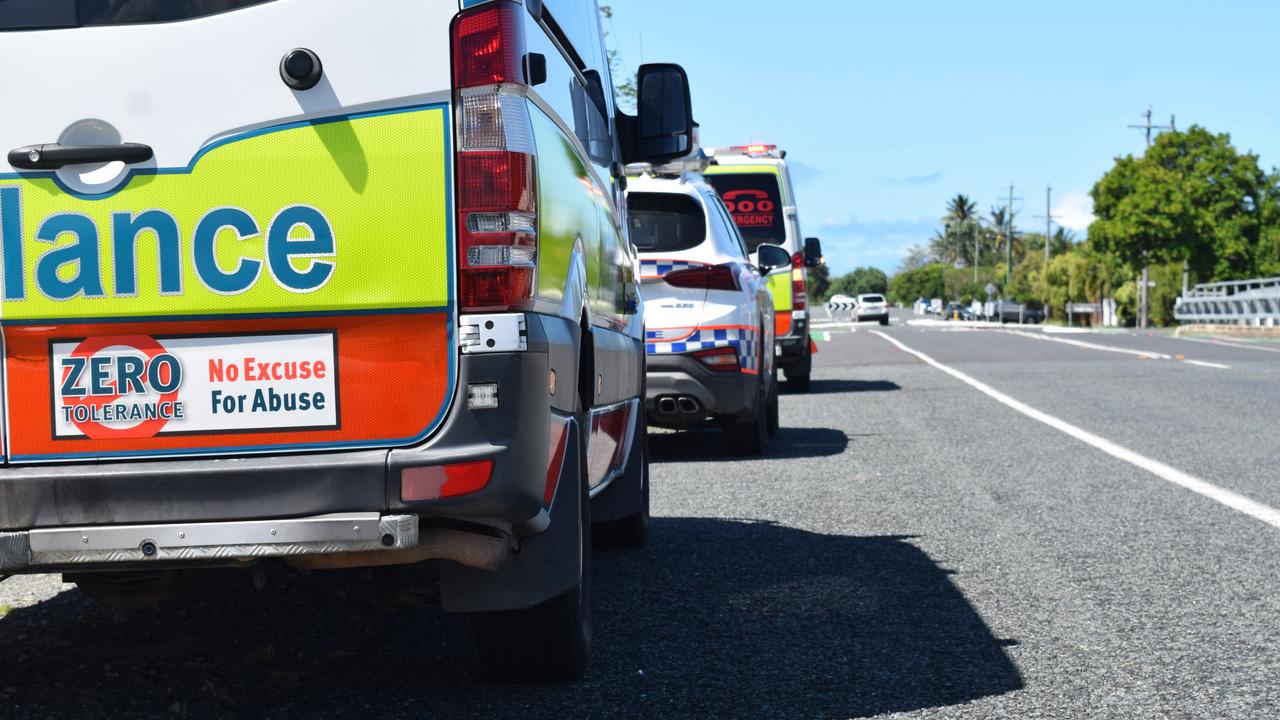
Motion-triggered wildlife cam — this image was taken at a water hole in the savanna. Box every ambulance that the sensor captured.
[0,0,696,682]
[704,145,822,392]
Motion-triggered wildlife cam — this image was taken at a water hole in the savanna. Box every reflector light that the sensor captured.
[663,264,741,291]
[467,383,500,409]
[545,415,572,506]
[401,460,494,502]
[693,346,741,372]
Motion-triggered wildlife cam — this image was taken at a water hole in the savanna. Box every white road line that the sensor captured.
[1182,359,1232,370]
[1004,330,1231,368]
[1175,335,1280,354]
[1004,330,1171,359]
[872,330,1280,530]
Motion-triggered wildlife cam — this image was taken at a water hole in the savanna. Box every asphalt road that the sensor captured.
[3,314,1279,718]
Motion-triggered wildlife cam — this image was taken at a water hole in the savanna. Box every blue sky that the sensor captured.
[604,1,1280,275]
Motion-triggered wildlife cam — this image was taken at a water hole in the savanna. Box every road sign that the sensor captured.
[985,283,998,298]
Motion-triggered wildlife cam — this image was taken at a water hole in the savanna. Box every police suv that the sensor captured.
[704,145,823,392]
[627,161,788,455]
[0,0,696,682]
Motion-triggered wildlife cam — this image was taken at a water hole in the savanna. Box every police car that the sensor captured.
[0,0,697,682]
[627,161,788,455]
[704,145,822,392]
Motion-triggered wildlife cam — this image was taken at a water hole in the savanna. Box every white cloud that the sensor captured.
[1053,192,1095,232]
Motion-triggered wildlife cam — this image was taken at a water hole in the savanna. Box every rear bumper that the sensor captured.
[777,313,808,358]
[645,354,753,427]
[0,312,587,572]
[856,310,889,322]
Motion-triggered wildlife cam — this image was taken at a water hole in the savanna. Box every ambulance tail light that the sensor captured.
[663,264,741,291]
[693,346,741,373]
[452,1,539,313]
[791,252,807,311]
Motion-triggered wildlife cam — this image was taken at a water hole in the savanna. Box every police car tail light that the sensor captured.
[693,346,740,372]
[663,265,740,292]
[453,2,539,313]
[790,252,807,311]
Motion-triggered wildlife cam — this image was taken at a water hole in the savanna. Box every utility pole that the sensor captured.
[1007,184,1015,287]
[973,222,980,284]
[1034,185,1058,264]
[1127,107,1173,329]
[1128,106,1173,149]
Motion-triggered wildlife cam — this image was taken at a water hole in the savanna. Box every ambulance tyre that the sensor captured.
[722,372,768,456]
[471,383,592,683]
[785,342,812,393]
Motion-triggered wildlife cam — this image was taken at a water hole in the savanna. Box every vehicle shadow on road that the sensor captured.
[648,426,850,462]
[0,520,1022,719]
[804,379,902,395]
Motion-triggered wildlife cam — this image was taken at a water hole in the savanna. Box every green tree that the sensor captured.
[806,261,831,303]
[1089,125,1280,282]
[888,263,945,305]
[828,266,888,299]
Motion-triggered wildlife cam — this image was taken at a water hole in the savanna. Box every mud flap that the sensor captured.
[439,422,583,614]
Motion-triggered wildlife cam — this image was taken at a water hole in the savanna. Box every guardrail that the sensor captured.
[1175,277,1280,325]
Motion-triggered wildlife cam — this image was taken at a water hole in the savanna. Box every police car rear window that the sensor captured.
[0,0,273,30]
[627,193,706,253]
[704,173,785,253]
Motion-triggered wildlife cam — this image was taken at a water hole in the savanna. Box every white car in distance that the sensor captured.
[855,294,891,325]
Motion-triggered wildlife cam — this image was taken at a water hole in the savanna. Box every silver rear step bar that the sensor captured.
[0,513,418,570]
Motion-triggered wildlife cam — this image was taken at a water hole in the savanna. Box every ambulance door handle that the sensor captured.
[8,143,153,171]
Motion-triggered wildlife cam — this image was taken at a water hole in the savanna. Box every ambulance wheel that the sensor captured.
[722,375,768,456]
[785,344,812,393]
[471,408,591,683]
[786,373,811,393]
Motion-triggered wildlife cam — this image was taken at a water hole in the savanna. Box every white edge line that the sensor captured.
[1004,329,1171,359]
[871,330,1280,529]
[1175,335,1280,354]
[1183,359,1231,370]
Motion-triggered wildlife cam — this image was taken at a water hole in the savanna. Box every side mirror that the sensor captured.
[756,243,792,276]
[631,63,694,163]
[804,237,823,268]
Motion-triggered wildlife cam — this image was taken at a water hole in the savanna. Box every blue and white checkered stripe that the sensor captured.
[639,259,708,279]
[646,327,759,372]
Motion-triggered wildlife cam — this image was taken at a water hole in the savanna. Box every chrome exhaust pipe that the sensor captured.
[677,397,700,414]
[657,397,678,414]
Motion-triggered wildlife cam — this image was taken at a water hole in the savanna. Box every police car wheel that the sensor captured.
[471,410,592,683]
[766,368,780,436]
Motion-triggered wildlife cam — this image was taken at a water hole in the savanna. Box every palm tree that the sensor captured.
[944,194,979,226]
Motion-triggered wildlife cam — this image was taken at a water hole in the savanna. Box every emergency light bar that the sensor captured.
[707,144,784,159]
